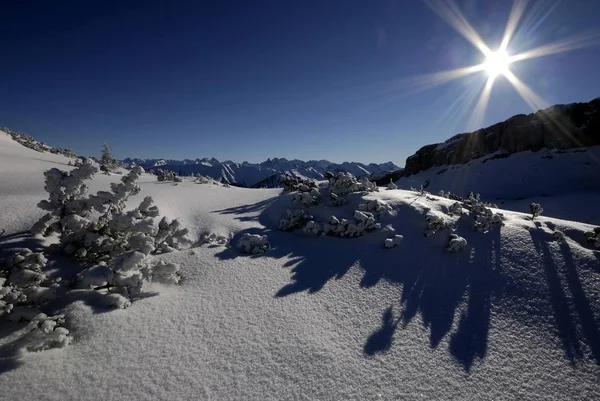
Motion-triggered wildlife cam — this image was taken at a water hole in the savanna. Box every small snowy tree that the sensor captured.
[530,203,543,220]
[100,144,119,173]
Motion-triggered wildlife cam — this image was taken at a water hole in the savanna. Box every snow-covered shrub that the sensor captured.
[321,211,381,237]
[201,232,229,246]
[438,190,446,198]
[583,227,600,248]
[7,307,71,351]
[0,250,71,349]
[278,209,313,231]
[446,234,467,253]
[156,169,182,182]
[358,199,392,216]
[386,179,398,190]
[154,217,189,254]
[280,173,317,192]
[424,214,452,237]
[31,162,187,304]
[329,172,378,196]
[100,144,119,173]
[329,192,345,206]
[448,202,464,216]
[470,203,504,233]
[194,174,214,184]
[302,221,322,236]
[237,233,270,254]
[384,235,403,249]
[292,188,321,207]
[553,230,566,243]
[530,203,543,220]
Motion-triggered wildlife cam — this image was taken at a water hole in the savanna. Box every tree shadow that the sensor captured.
[529,229,600,365]
[216,195,600,371]
[216,197,506,370]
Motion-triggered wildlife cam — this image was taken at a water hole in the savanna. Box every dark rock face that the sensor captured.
[403,97,600,176]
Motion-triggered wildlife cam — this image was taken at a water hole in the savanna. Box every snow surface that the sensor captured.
[1,130,600,400]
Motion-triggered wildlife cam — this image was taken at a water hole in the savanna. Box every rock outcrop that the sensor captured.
[403,97,600,176]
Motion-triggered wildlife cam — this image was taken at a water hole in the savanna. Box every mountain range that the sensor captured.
[122,157,399,188]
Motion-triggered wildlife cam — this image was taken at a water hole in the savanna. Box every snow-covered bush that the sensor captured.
[329,192,345,206]
[386,179,398,190]
[0,249,72,350]
[553,230,566,243]
[329,172,378,196]
[201,232,229,246]
[292,188,321,207]
[100,144,119,173]
[280,173,317,192]
[156,169,182,182]
[424,214,452,237]
[321,211,381,237]
[358,199,392,216]
[583,227,600,248]
[384,235,403,249]
[470,203,504,233]
[278,209,314,231]
[237,233,270,254]
[31,162,187,304]
[302,221,322,236]
[7,307,71,351]
[194,174,214,184]
[530,203,543,220]
[446,234,467,253]
[448,202,464,216]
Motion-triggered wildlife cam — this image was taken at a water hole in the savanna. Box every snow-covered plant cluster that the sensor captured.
[384,235,403,249]
[29,161,186,306]
[358,199,393,217]
[446,234,467,253]
[100,143,119,173]
[194,174,215,184]
[386,179,398,190]
[530,203,543,220]
[321,211,382,237]
[278,209,314,231]
[201,232,229,246]
[236,233,270,254]
[4,128,76,158]
[280,173,317,192]
[553,230,566,243]
[469,203,504,233]
[292,188,321,207]
[448,202,464,216]
[156,169,182,182]
[424,214,453,237]
[328,172,378,197]
[1,249,72,350]
[583,227,600,248]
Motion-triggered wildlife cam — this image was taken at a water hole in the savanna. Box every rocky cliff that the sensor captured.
[403,97,600,176]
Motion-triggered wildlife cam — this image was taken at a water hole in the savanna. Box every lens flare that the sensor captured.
[483,49,512,78]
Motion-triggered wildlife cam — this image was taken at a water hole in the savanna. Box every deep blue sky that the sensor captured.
[2,0,599,165]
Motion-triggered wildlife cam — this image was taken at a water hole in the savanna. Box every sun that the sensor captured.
[483,49,511,78]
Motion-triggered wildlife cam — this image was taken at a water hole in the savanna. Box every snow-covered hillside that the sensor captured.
[1,130,600,400]
[124,156,399,187]
[395,146,600,225]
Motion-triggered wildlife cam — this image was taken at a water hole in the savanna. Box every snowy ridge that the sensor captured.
[395,146,600,224]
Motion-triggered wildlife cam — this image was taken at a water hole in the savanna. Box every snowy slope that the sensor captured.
[395,146,600,224]
[124,156,400,187]
[1,131,600,400]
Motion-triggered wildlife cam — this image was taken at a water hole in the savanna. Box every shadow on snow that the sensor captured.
[215,195,600,372]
